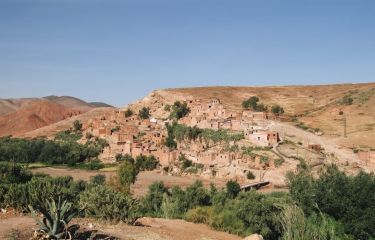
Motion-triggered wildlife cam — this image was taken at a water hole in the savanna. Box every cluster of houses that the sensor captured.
[80,98,282,171]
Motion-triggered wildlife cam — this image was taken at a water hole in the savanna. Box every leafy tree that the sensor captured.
[117,160,139,191]
[139,107,151,119]
[242,96,267,112]
[124,108,133,117]
[169,101,190,120]
[226,180,241,199]
[73,120,82,132]
[135,155,159,171]
[271,105,285,116]
[287,165,375,239]
[242,96,259,109]
[141,181,169,217]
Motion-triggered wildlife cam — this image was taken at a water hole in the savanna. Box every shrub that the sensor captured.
[0,162,32,184]
[79,185,139,224]
[185,206,214,225]
[271,105,285,116]
[247,171,256,180]
[90,174,106,185]
[274,158,285,168]
[342,95,353,105]
[29,198,79,239]
[73,120,82,132]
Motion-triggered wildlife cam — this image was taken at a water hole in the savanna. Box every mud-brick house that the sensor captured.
[97,127,111,137]
[248,131,280,146]
[197,151,217,166]
[242,110,268,121]
[125,115,138,123]
[112,132,134,144]
[358,151,375,164]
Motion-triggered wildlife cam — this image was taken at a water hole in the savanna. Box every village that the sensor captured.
[79,97,331,182]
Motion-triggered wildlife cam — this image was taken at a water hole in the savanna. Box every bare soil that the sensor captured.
[0,214,241,240]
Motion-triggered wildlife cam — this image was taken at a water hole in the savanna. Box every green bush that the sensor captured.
[0,162,32,184]
[226,180,241,199]
[141,181,169,217]
[185,206,214,225]
[3,176,86,212]
[90,174,106,185]
[247,171,256,180]
[79,185,139,223]
[287,165,375,239]
[135,155,159,171]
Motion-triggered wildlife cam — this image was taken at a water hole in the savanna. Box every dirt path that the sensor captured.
[0,215,241,240]
[269,121,373,171]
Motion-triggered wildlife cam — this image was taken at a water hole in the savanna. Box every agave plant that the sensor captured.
[29,197,79,240]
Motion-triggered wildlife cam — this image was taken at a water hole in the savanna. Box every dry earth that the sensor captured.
[0,214,241,240]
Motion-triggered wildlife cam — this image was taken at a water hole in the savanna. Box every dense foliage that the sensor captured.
[287,165,375,239]
[0,136,106,165]
[165,123,244,149]
[0,158,373,240]
[79,185,139,223]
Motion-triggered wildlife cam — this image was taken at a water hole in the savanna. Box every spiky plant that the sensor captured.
[28,197,79,240]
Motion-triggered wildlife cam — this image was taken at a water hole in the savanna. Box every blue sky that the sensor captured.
[0,0,374,106]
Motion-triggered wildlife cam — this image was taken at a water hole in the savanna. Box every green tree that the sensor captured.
[117,160,139,190]
[73,120,82,132]
[226,180,241,199]
[139,107,151,119]
[124,108,133,117]
[242,96,259,109]
[169,101,190,119]
[271,105,285,116]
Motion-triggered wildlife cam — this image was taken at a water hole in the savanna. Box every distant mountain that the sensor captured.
[43,95,95,111]
[89,102,114,108]
[0,99,82,137]
[0,95,114,137]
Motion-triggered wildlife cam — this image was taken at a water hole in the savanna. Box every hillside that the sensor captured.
[44,95,95,112]
[0,100,84,137]
[0,96,114,137]
[21,107,114,138]
[127,83,375,148]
